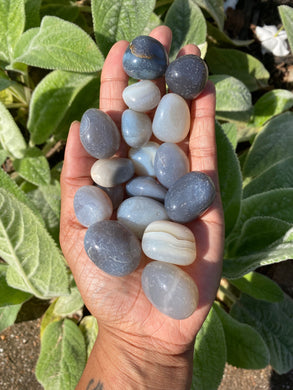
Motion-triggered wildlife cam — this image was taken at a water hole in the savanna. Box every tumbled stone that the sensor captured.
[128,142,159,177]
[152,93,190,143]
[142,220,196,265]
[165,54,208,100]
[91,158,134,187]
[73,185,113,227]
[141,261,199,319]
[117,196,169,239]
[123,35,168,80]
[122,80,161,112]
[164,171,216,223]
[154,142,190,188]
[80,108,120,159]
[126,176,167,202]
[121,109,152,148]
[95,184,124,209]
[84,220,141,276]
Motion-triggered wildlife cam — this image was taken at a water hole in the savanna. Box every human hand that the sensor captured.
[60,25,224,390]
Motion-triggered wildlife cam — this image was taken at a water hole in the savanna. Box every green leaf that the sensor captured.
[210,74,252,122]
[165,0,207,59]
[206,20,254,47]
[194,0,224,30]
[0,188,69,299]
[0,71,15,92]
[28,70,97,144]
[143,12,163,35]
[205,47,270,91]
[24,0,41,30]
[250,89,293,128]
[216,122,242,237]
[279,5,293,53]
[36,319,87,390]
[230,272,284,303]
[0,101,27,159]
[79,316,99,358]
[243,112,293,180]
[13,16,104,72]
[13,27,40,60]
[27,181,60,242]
[0,266,32,306]
[13,147,51,186]
[243,157,293,199]
[214,303,269,369]
[231,293,293,374]
[92,0,156,56]
[192,306,226,390]
[0,303,22,332]
[221,122,238,150]
[0,0,25,63]
[40,4,79,23]
[53,284,84,317]
[40,300,62,339]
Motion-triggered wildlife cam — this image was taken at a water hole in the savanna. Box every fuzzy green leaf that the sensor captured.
[92,0,156,56]
[0,304,22,332]
[221,122,238,150]
[0,188,69,299]
[231,293,293,374]
[165,0,207,59]
[36,319,87,390]
[279,5,293,53]
[53,284,84,317]
[194,0,224,29]
[24,0,41,30]
[192,306,226,390]
[13,147,51,186]
[205,47,270,91]
[28,70,97,144]
[79,316,99,358]
[214,303,269,369]
[0,266,31,307]
[0,101,27,159]
[230,272,284,303]
[0,0,25,63]
[216,122,242,237]
[243,112,293,180]
[13,16,104,72]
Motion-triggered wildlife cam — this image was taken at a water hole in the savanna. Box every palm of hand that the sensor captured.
[60,26,224,355]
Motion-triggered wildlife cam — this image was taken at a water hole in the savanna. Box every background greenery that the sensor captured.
[0,1,293,389]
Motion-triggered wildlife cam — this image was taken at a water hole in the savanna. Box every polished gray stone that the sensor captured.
[164,171,216,223]
[122,80,161,112]
[141,261,199,319]
[91,158,135,187]
[84,220,141,276]
[95,184,124,209]
[128,142,159,177]
[126,176,167,202]
[121,109,152,148]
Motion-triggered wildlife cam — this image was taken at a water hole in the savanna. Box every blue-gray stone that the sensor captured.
[91,158,135,187]
[126,176,167,202]
[80,108,120,159]
[165,55,208,100]
[141,261,199,319]
[164,171,216,223]
[95,184,124,209]
[121,109,152,148]
[84,220,141,277]
[123,35,168,80]
[154,143,190,188]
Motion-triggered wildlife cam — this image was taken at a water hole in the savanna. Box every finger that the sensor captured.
[177,43,201,58]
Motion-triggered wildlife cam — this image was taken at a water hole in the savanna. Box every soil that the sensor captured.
[1,1,293,389]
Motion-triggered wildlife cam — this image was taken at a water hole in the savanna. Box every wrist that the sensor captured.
[77,325,194,390]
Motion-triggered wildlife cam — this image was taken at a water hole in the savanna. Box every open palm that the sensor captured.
[60,26,224,357]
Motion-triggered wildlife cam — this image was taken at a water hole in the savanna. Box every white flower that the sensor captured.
[255,25,290,57]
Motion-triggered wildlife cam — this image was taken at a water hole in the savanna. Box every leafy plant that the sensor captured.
[0,0,293,389]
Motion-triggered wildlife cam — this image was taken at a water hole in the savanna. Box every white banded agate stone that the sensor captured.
[122,80,161,112]
[142,220,196,265]
[117,196,169,239]
[73,185,113,227]
[128,142,159,177]
[141,261,199,319]
[121,109,152,148]
[91,158,134,187]
[152,93,190,143]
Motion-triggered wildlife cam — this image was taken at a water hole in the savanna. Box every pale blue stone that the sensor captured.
[95,184,124,209]
[126,176,167,202]
[121,109,152,148]
[117,196,169,238]
[152,93,190,143]
[80,108,120,159]
[154,143,190,188]
[141,261,199,319]
[84,220,141,276]
[128,142,159,177]
[91,158,134,187]
[73,185,113,227]
[122,80,161,112]
[164,171,216,223]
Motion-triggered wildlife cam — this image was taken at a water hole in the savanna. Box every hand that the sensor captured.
[60,26,224,390]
